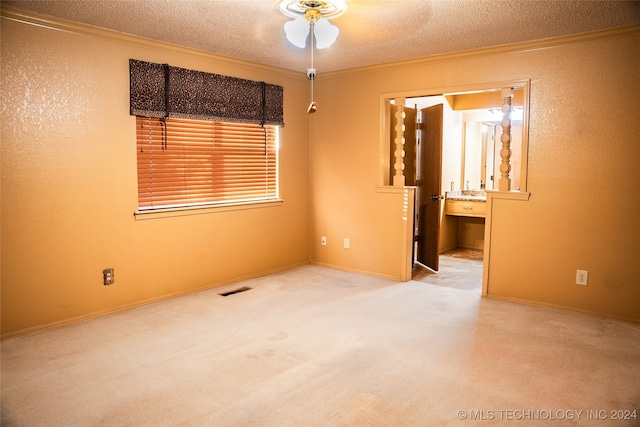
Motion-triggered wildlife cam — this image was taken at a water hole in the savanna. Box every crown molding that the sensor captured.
[323,24,640,79]
[0,5,305,80]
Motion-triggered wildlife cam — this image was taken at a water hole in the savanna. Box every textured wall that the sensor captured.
[2,13,638,336]
[309,28,640,321]
[1,17,310,336]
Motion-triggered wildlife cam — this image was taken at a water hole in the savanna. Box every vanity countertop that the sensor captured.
[446,190,486,202]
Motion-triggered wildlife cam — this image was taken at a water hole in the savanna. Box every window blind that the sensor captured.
[136,116,278,210]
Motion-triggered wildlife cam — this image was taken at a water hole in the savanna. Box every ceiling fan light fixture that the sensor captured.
[283,16,311,48]
[313,18,339,49]
[279,0,346,49]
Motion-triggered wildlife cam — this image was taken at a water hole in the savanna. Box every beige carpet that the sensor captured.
[2,265,639,426]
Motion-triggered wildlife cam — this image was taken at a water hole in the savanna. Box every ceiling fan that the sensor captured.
[279,0,347,113]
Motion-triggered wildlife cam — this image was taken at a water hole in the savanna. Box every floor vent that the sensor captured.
[219,286,252,297]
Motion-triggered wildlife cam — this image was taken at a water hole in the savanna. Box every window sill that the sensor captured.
[134,199,284,220]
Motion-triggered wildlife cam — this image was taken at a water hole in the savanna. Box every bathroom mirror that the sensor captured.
[460,88,524,191]
[461,106,523,190]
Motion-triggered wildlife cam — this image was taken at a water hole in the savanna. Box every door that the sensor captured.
[416,104,443,271]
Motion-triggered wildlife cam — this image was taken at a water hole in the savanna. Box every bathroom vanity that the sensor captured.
[445,190,486,218]
[444,190,486,251]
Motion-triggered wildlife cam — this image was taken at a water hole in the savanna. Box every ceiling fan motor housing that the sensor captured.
[279,0,347,20]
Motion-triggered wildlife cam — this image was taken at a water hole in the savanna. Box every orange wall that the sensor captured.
[2,10,638,337]
[309,27,639,322]
[0,14,310,337]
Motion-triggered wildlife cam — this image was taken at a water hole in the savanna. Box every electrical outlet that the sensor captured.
[344,238,350,249]
[576,269,588,286]
[321,236,327,246]
[103,268,114,286]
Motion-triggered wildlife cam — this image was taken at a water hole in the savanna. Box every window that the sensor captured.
[129,59,284,214]
[136,116,278,211]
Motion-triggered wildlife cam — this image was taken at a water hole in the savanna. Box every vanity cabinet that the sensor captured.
[445,199,486,218]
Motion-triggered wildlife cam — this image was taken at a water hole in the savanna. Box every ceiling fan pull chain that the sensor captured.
[307,21,317,114]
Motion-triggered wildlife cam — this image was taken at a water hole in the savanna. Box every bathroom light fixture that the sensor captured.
[489,107,523,121]
[279,0,346,114]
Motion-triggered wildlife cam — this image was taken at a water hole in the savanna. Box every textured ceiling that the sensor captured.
[4,0,639,73]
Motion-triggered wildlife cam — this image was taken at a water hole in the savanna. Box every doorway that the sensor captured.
[382,81,530,292]
[407,94,485,290]
[385,84,528,290]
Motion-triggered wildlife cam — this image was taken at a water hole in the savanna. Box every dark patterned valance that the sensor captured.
[129,59,284,126]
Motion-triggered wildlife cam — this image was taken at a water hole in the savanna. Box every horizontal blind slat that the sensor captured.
[136,116,278,209]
